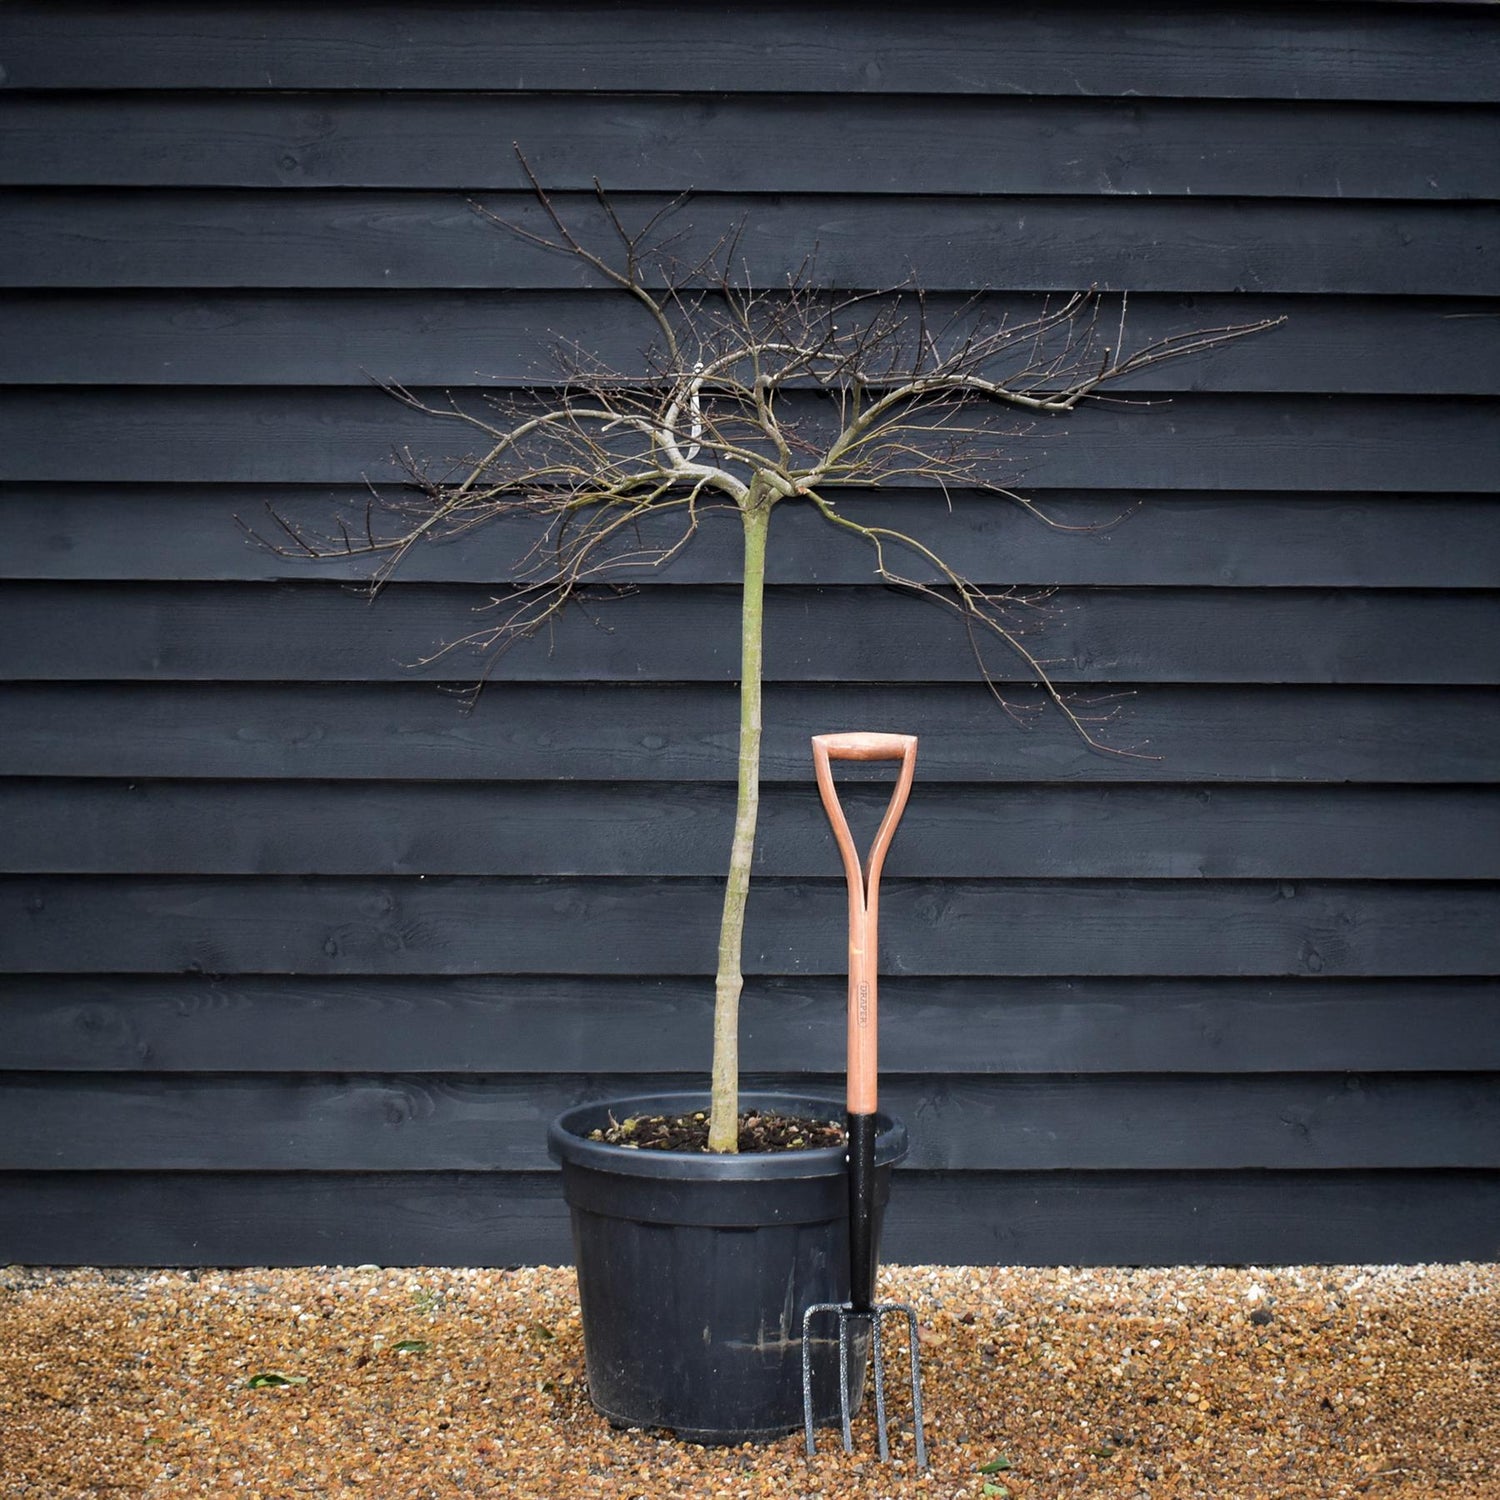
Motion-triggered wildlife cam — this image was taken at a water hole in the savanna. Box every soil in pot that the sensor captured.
[586,1108,846,1153]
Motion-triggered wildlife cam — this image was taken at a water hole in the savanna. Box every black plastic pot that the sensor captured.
[548,1090,908,1444]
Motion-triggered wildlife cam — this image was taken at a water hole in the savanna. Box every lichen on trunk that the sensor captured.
[707,481,773,1152]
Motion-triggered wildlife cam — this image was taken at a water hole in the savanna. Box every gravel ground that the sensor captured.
[2,1262,1496,1500]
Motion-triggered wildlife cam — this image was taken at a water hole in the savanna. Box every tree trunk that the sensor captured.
[707,480,772,1152]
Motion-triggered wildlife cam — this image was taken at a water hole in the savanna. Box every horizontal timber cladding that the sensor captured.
[5,193,1495,294]
[7,390,1497,492]
[1,0,1497,1267]
[3,1171,1497,1269]
[9,293,1499,394]
[6,976,1499,1075]
[6,782,1499,880]
[4,582,1496,685]
[10,490,1500,587]
[2,3,1497,100]
[4,1073,1498,1173]
[4,95,1498,200]
[6,877,1499,978]
[1,683,1497,785]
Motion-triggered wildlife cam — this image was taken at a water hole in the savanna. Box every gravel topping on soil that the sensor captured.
[2,1262,1495,1499]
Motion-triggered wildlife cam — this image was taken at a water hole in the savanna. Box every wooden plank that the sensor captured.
[4,875,1496,977]
[5,94,1495,199]
[7,389,1494,493]
[4,192,1493,296]
[3,1071,1495,1172]
[3,1168,1495,1268]
[5,780,1496,880]
[8,293,1495,396]
[5,974,1495,1075]
[0,1170,573,1268]
[3,3,1495,101]
[887,1170,1500,1268]
[1,682,1495,784]
[3,581,1495,686]
[8,486,1500,589]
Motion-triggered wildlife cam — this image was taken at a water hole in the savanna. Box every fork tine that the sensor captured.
[801,1303,819,1458]
[890,1302,929,1471]
[871,1308,890,1461]
[837,1309,855,1453]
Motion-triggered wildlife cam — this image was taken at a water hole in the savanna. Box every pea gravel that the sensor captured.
[2,1262,1495,1499]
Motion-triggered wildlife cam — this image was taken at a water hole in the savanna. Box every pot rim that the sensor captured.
[548,1090,908,1181]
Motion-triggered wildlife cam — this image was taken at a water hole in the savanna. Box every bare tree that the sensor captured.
[254,154,1281,1151]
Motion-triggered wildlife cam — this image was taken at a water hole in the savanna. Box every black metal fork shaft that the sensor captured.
[847,1112,878,1311]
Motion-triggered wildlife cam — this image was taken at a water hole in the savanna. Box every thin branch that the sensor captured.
[802,487,1159,760]
[263,163,1281,757]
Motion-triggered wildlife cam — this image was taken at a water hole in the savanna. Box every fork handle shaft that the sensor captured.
[848,1111,878,1312]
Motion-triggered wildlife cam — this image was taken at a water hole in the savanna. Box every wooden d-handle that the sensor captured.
[811,732,917,1115]
[813,731,918,763]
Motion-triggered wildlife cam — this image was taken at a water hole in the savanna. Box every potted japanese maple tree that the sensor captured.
[258,155,1276,1442]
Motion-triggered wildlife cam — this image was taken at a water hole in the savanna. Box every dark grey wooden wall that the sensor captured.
[2,2,1498,1267]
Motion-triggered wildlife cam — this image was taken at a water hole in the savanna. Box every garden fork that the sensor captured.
[802,731,928,1470]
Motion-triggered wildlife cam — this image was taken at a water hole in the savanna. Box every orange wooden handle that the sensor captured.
[811,731,918,763]
[811,732,918,1115]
